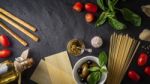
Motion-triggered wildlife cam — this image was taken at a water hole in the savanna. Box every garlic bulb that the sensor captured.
[139,29,150,41]
[91,36,103,48]
[141,5,150,17]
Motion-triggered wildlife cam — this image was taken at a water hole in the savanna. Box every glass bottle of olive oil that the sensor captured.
[0,58,33,84]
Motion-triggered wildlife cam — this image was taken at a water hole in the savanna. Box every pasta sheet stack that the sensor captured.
[107,33,140,84]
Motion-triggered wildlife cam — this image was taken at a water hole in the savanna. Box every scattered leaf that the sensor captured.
[120,8,141,27]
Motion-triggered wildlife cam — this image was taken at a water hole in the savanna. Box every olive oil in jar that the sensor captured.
[0,58,33,84]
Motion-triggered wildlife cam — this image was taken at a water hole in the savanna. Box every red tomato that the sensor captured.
[137,53,148,66]
[85,13,94,23]
[0,49,11,58]
[144,66,150,76]
[128,70,140,81]
[85,3,98,13]
[73,2,83,12]
[0,35,10,47]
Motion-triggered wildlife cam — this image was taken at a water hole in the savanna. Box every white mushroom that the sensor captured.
[139,29,150,41]
[91,36,103,48]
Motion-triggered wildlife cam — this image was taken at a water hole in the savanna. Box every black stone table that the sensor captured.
[0,0,150,84]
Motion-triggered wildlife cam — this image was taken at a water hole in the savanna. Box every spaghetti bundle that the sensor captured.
[107,33,140,84]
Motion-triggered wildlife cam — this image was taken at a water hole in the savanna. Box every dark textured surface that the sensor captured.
[0,0,150,84]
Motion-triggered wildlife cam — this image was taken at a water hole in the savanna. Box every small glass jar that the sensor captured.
[67,39,85,56]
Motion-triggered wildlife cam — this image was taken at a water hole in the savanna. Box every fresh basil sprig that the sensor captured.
[87,51,108,84]
[96,0,141,30]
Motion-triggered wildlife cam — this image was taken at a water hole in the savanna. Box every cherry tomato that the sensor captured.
[144,66,150,76]
[85,13,94,23]
[0,49,11,58]
[85,3,98,13]
[0,35,10,47]
[137,53,148,66]
[73,2,83,12]
[128,70,140,81]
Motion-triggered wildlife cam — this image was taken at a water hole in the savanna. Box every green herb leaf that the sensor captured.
[89,66,100,72]
[112,0,119,6]
[120,8,141,27]
[96,12,108,27]
[100,66,108,72]
[99,51,108,67]
[108,17,126,30]
[97,0,106,11]
[87,72,102,84]
[108,0,119,11]
[108,0,114,12]
[107,11,115,18]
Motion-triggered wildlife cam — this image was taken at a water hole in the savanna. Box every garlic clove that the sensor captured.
[91,36,103,48]
[139,29,150,41]
[141,5,150,17]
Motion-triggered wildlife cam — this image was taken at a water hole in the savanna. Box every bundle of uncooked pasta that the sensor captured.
[107,33,140,84]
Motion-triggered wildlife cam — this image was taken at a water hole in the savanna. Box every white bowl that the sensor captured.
[73,56,108,84]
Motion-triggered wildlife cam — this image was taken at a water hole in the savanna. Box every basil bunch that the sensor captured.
[96,0,141,30]
[87,51,108,84]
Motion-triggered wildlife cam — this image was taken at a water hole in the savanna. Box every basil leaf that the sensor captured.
[120,8,141,27]
[100,66,108,72]
[108,0,114,12]
[108,0,119,11]
[112,0,119,5]
[88,72,102,84]
[107,11,115,18]
[108,17,126,30]
[96,12,108,27]
[97,0,106,10]
[89,66,100,72]
[99,51,107,67]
